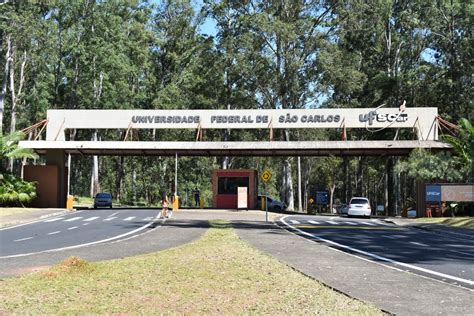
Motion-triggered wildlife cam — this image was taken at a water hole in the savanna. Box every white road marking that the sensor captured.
[64,217,82,222]
[14,237,33,242]
[84,216,99,222]
[360,221,376,226]
[124,216,136,221]
[308,220,320,225]
[281,216,474,287]
[103,216,117,221]
[1,214,160,259]
[144,217,153,221]
[409,241,429,247]
[43,217,65,222]
[326,220,339,225]
[48,231,61,235]
[82,223,90,226]
[344,221,357,225]
[290,220,300,224]
[108,212,118,217]
[68,226,78,230]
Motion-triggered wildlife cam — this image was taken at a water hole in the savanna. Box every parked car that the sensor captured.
[257,195,287,211]
[338,204,349,215]
[347,197,371,218]
[93,192,113,208]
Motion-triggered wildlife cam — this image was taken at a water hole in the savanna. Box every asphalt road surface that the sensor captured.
[279,215,474,290]
[0,208,161,258]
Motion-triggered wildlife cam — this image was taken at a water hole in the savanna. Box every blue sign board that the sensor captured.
[315,191,329,205]
[426,185,441,202]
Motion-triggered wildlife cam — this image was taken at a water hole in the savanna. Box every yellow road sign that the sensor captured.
[261,169,272,183]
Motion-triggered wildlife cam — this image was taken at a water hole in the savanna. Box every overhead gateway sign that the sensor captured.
[46,108,438,141]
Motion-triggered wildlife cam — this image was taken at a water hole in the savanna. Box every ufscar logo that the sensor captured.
[359,111,408,125]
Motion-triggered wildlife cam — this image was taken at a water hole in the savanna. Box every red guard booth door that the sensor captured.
[212,169,258,209]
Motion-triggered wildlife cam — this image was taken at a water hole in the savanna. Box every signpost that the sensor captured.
[261,169,272,222]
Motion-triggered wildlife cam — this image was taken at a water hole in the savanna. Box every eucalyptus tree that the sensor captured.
[206,0,336,210]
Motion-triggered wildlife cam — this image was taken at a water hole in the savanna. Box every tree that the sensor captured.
[0,131,38,206]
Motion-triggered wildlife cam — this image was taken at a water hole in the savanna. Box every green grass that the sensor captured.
[0,221,381,314]
[416,217,474,229]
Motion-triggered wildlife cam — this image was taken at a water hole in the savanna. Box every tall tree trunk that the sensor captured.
[281,130,294,211]
[90,131,100,197]
[115,156,124,203]
[385,157,396,216]
[355,157,363,196]
[342,157,348,203]
[0,35,11,135]
[8,47,26,172]
[297,156,302,212]
[67,129,76,196]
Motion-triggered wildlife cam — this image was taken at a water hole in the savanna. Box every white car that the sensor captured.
[347,197,371,218]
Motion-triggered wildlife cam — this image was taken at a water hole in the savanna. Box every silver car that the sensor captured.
[257,195,287,211]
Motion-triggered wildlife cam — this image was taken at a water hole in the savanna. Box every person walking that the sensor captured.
[193,189,200,208]
[161,192,170,218]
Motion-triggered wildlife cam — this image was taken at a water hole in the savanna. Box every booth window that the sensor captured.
[218,177,249,194]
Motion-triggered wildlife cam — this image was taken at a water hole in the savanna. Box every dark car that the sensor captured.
[257,195,287,211]
[93,192,113,208]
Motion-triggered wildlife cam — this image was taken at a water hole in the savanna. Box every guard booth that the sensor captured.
[212,169,258,209]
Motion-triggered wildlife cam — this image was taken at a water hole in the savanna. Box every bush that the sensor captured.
[0,173,37,206]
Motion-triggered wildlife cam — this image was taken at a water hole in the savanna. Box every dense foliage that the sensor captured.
[0,131,38,206]
[0,1,472,213]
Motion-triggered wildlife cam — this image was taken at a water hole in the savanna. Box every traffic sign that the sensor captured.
[261,169,272,183]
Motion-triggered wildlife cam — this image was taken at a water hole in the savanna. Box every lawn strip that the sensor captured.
[0,220,382,314]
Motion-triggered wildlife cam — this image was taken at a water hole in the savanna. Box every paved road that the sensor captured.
[279,215,474,290]
[0,208,161,257]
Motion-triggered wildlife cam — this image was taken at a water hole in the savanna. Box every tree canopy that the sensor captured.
[0,0,472,213]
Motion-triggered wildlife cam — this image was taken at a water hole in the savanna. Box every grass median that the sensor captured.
[416,217,474,229]
[0,220,382,314]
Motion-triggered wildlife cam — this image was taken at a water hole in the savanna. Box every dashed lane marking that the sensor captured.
[308,220,320,225]
[410,241,429,247]
[108,212,118,217]
[68,226,78,230]
[360,221,376,226]
[124,216,136,221]
[326,220,339,225]
[48,231,61,235]
[344,221,357,225]
[43,217,65,222]
[290,220,300,224]
[103,217,117,221]
[14,237,33,242]
[84,216,100,222]
[64,217,82,222]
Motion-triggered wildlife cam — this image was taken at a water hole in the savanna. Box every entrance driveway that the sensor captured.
[1,209,472,315]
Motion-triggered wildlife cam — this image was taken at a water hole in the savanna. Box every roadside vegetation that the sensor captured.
[0,221,381,314]
[0,1,472,216]
[416,217,474,229]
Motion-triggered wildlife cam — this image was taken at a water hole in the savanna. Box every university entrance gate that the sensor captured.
[19,107,450,209]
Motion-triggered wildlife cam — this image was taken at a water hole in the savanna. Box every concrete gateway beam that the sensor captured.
[19,140,451,157]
